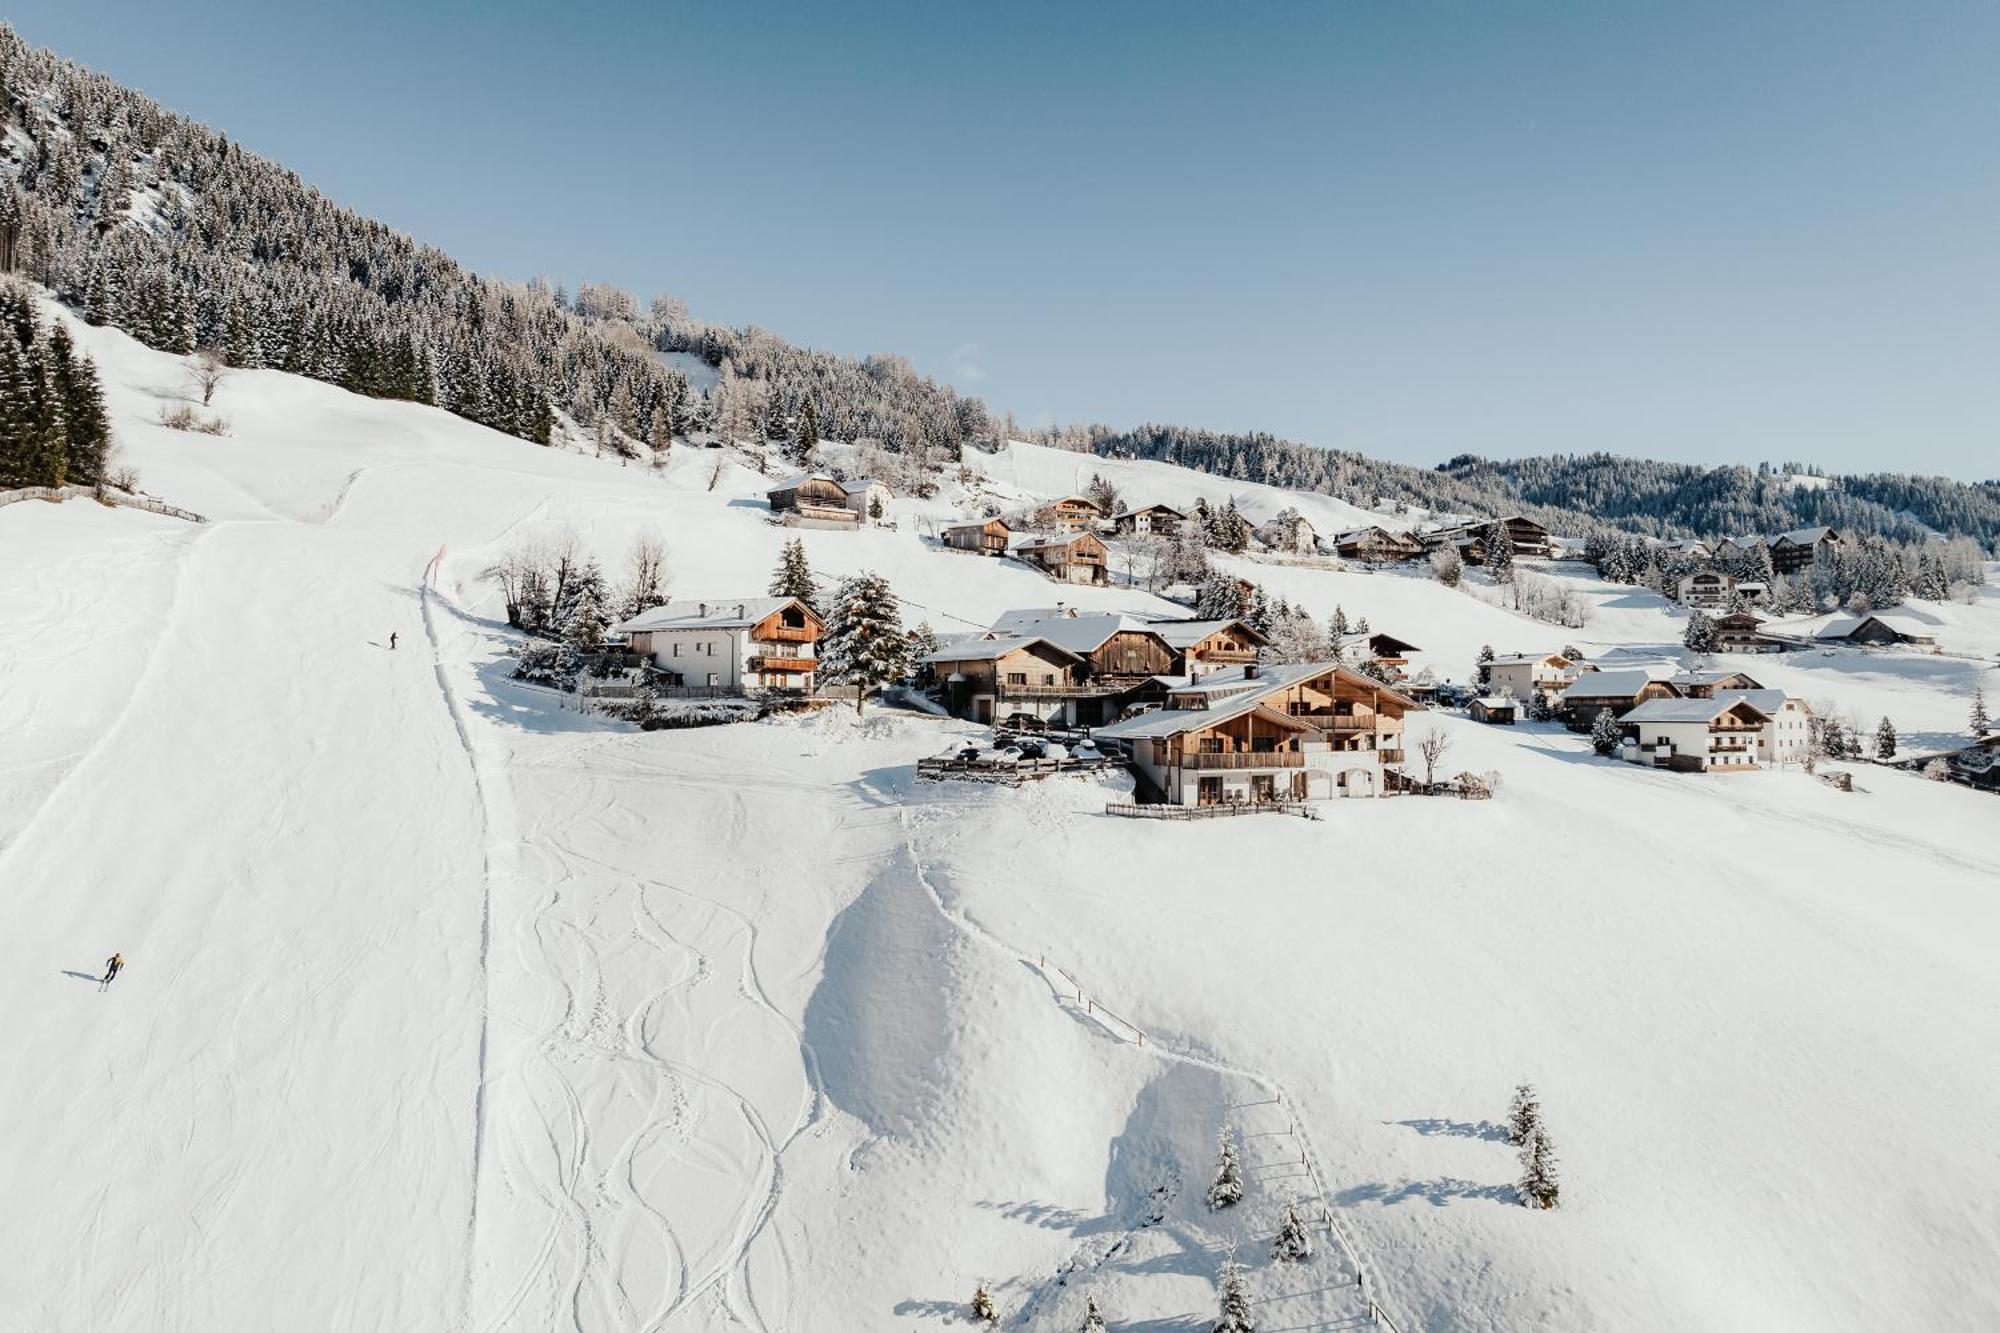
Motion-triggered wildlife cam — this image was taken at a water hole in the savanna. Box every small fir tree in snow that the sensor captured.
[1329,604,1350,640]
[819,570,910,714]
[1590,707,1622,757]
[1972,687,1991,739]
[1518,1123,1560,1210]
[1507,1082,1541,1147]
[1474,644,1495,689]
[1085,471,1120,517]
[1874,716,1898,761]
[1212,1256,1256,1333]
[1485,521,1515,584]
[769,538,817,606]
[1207,1128,1244,1211]
[910,620,939,660]
[868,492,885,523]
[1272,1203,1314,1263]
[559,561,611,651]
[786,398,819,466]
[1682,610,1718,654]
[969,1280,998,1326]
[1080,1294,1107,1332]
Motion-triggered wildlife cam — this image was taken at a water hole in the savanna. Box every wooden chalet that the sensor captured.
[1011,530,1110,585]
[1622,696,1774,772]
[1332,526,1426,563]
[1362,632,1421,678]
[1814,612,1937,649]
[1470,696,1517,725]
[943,516,1012,555]
[1556,668,1679,731]
[1097,661,1416,805]
[1769,527,1841,575]
[1041,494,1106,528]
[1712,611,1786,653]
[1110,503,1185,536]
[765,473,887,528]
[920,636,1100,726]
[615,596,825,694]
[1422,516,1552,561]
[1668,669,1764,699]
[1145,618,1269,677]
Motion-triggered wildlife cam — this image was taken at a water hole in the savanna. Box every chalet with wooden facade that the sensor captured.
[1422,516,1553,562]
[1621,696,1776,772]
[614,596,824,694]
[1331,526,1427,563]
[1470,696,1517,725]
[1096,661,1417,805]
[1712,611,1787,653]
[920,636,1096,726]
[765,474,891,528]
[1254,511,1320,555]
[1769,526,1841,575]
[1041,495,1106,529]
[1813,612,1938,650]
[1556,668,1680,731]
[1011,530,1110,585]
[1145,617,1269,677]
[1110,503,1186,536]
[1667,668,1764,699]
[943,516,1013,555]
[1486,652,1589,706]
[1678,570,1738,610]
[1355,632,1421,680]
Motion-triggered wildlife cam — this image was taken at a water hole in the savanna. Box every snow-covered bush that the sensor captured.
[1272,1203,1313,1263]
[1208,1128,1244,1210]
[513,641,581,690]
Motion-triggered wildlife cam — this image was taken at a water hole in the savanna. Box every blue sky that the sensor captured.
[12,2,2000,478]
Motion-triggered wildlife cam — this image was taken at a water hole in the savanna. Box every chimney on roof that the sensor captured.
[1244,662,1261,680]
[736,603,745,618]
[698,602,707,617]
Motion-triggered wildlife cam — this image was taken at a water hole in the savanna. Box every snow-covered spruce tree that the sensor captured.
[1682,610,1717,654]
[1329,604,1350,639]
[1080,1294,1107,1332]
[1085,471,1120,516]
[910,620,939,660]
[1474,644,1495,689]
[1212,1256,1256,1333]
[769,538,817,605]
[1485,521,1515,583]
[1590,707,1622,757]
[1272,1203,1313,1263]
[1196,572,1248,620]
[1874,717,1897,761]
[786,398,819,467]
[1208,1128,1244,1211]
[969,1280,998,1326]
[1507,1082,1541,1147]
[560,572,610,652]
[1518,1123,1560,1210]
[819,571,909,715]
[1973,687,1991,739]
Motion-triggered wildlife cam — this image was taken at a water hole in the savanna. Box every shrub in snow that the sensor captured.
[513,641,580,690]
[1272,1203,1313,1263]
[1208,1128,1244,1211]
[969,1280,998,1326]
[1080,1294,1107,1332]
[1507,1082,1540,1147]
[1430,544,1463,586]
[1874,717,1897,760]
[1682,610,1718,653]
[1518,1123,1560,1210]
[1212,1256,1256,1332]
[1923,757,1952,781]
[1590,708,1622,756]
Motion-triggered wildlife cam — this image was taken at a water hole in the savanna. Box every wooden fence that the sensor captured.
[0,484,206,523]
[1104,800,1320,821]
[918,755,1124,786]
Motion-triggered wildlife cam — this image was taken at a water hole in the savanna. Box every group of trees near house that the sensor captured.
[1585,527,1986,611]
[0,283,110,489]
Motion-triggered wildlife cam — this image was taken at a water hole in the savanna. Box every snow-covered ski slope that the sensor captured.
[3,305,1998,1331]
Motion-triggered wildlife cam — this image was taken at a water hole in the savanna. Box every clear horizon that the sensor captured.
[9,2,2000,482]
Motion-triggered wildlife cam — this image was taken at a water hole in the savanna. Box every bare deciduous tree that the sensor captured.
[186,346,228,405]
[1417,725,1453,789]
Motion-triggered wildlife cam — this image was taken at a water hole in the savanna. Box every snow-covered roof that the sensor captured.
[1165,659,1419,709]
[1558,668,1665,702]
[768,472,880,496]
[1813,612,1937,641]
[1487,652,1570,668]
[920,635,1081,665]
[1714,688,1793,716]
[1473,695,1516,710]
[615,597,806,633]
[987,609,1162,655]
[1774,526,1837,546]
[1143,618,1267,649]
[1624,696,1773,724]
[1109,502,1184,520]
[1095,697,1305,742]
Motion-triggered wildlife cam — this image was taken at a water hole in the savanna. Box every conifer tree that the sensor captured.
[819,570,909,714]
[787,398,818,467]
[1485,520,1515,583]
[1212,1256,1256,1333]
[1474,644,1495,689]
[1518,1123,1560,1210]
[1590,707,1622,757]
[910,620,939,659]
[1507,1082,1540,1147]
[768,538,816,605]
[1973,687,1991,739]
[1080,1295,1107,1332]
[1874,716,1897,761]
[1207,1128,1244,1211]
[1272,1203,1313,1263]
[1329,604,1349,639]
[969,1281,998,1326]
[1683,610,1718,653]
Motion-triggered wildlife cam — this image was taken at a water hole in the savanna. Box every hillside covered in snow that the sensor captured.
[3,305,1998,1332]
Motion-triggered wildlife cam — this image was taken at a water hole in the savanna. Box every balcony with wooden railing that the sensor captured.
[1196,648,1259,663]
[761,624,816,643]
[749,655,816,673]
[1180,750,1305,770]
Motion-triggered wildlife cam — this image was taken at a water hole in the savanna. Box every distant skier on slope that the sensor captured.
[389,631,399,650]
[99,952,124,991]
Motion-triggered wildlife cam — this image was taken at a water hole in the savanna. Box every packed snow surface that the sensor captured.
[2,306,1998,1331]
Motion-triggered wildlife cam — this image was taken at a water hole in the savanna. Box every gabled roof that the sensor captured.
[1096,697,1308,742]
[1669,668,1763,689]
[1110,502,1185,520]
[615,596,813,634]
[1624,696,1772,724]
[920,635,1083,665]
[1367,632,1421,656]
[1164,659,1419,710]
[988,609,1164,655]
[1558,668,1667,702]
[1774,526,1838,547]
[1145,617,1270,649]
[1714,688,1795,716]
[1487,652,1573,668]
[944,515,1011,533]
[1048,494,1105,512]
[1813,612,1936,641]
[1473,695,1516,710]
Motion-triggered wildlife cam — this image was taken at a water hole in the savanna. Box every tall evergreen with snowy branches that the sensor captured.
[818,571,909,714]
[769,538,816,606]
